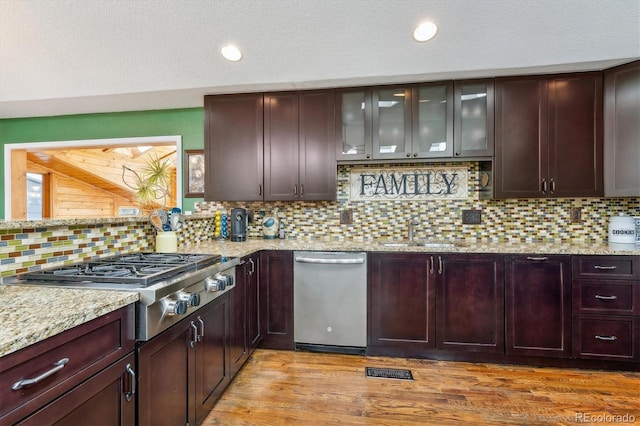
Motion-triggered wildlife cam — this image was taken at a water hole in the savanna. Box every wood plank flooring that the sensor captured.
[205,349,640,425]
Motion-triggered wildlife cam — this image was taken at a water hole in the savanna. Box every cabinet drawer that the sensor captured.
[573,255,639,280]
[573,280,639,315]
[0,305,134,424]
[573,315,639,361]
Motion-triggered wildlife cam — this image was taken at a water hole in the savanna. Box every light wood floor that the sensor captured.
[205,349,640,425]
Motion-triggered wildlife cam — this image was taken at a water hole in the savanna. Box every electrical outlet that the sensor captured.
[570,207,582,223]
[340,209,353,225]
[462,209,482,225]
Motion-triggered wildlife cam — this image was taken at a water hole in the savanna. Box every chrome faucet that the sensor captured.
[407,215,419,242]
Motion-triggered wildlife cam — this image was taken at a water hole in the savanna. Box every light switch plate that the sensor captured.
[340,209,353,225]
[462,209,482,225]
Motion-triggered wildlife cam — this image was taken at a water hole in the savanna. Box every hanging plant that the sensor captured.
[122,154,172,210]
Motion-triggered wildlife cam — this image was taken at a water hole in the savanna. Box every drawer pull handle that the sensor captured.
[429,256,435,274]
[12,358,69,390]
[197,316,205,341]
[595,335,617,341]
[190,321,198,348]
[595,295,618,301]
[526,256,548,261]
[594,265,617,270]
[125,363,136,402]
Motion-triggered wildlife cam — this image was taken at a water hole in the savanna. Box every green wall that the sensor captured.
[0,108,205,219]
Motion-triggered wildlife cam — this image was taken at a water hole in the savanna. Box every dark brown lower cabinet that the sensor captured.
[259,250,294,350]
[0,305,135,425]
[505,255,572,358]
[231,254,262,376]
[17,353,135,425]
[436,254,504,353]
[137,293,230,426]
[368,252,436,355]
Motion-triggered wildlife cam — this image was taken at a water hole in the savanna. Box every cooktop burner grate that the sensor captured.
[18,252,222,286]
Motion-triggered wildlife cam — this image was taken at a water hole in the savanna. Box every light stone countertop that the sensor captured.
[2,237,637,359]
[182,238,640,258]
[0,287,138,358]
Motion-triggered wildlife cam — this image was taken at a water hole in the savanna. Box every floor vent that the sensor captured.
[365,367,414,381]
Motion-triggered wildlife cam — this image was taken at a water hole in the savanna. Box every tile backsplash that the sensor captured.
[197,164,640,243]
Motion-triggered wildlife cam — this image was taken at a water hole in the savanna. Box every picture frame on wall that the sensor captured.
[184,150,205,197]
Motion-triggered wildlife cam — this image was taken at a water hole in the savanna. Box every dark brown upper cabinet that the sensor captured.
[204,90,336,202]
[264,90,336,201]
[204,93,264,201]
[336,83,455,162]
[604,60,640,197]
[453,79,495,158]
[494,72,603,199]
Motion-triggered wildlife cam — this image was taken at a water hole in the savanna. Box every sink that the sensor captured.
[412,242,456,248]
[379,241,465,248]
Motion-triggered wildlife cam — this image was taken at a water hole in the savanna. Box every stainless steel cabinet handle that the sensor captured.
[595,295,618,301]
[541,178,547,193]
[190,321,198,348]
[300,184,304,197]
[12,358,69,390]
[438,256,443,275]
[197,316,205,341]
[294,256,364,264]
[258,184,262,196]
[595,335,617,341]
[549,178,556,193]
[594,265,617,270]
[429,256,434,274]
[248,258,255,275]
[293,185,298,196]
[526,256,548,261]
[125,363,136,402]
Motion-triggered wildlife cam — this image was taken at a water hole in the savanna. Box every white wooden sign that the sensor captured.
[349,167,469,201]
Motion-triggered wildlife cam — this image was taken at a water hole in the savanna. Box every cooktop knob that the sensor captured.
[215,273,234,287]
[204,276,224,292]
[161,296,188,316]
[176,290,201,307]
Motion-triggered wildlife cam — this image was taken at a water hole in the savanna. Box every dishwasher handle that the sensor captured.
[294,256,365,265]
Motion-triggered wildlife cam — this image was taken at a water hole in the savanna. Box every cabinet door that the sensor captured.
[204,94,264,201]
[336,88,373,160]
[137,320,194,426]
[494,77,548,199]
[246,256,262,350]
[231,261,249,376]
[548,73,603,197]
[259,251,295,350]
[264,92,300,201]
[412,82,453,158]
[299,90,337,200]
[372,86,412,159]
[604,60,640,197]
[368,253,435,351]
[17,353,135,426]
[505,255,572,358]
[454,79,494,158]
[195,294,230,425]
[436,254,504,353]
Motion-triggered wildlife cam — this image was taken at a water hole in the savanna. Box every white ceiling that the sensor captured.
[1,0,639,119]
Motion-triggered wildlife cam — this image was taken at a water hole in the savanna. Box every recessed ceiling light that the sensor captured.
[221,44,242,62]
[413,21,438,42]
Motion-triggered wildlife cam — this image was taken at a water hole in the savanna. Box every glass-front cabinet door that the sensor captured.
[453,79,494,158]
[372,86,412,159]
[411,82,454,158]
[336,89,372,160]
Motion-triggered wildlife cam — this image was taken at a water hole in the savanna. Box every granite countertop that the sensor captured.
[182,238,640,258]
[0,287,138,358]
[2,237,637,359]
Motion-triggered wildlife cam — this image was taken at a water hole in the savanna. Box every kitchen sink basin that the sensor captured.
[379,241,465,248]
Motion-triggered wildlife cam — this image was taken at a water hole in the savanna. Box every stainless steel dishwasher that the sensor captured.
[293,251,367,354]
